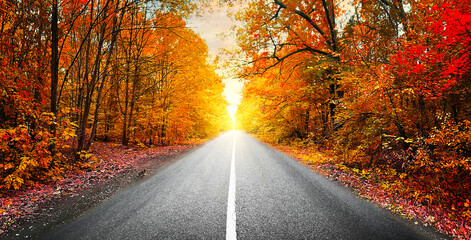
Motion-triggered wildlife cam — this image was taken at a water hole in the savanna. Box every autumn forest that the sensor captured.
[1,0,470,239]
[234,0,470,238]
[1,0,233,189]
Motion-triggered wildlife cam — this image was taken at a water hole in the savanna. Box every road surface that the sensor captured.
[41,131,446,240]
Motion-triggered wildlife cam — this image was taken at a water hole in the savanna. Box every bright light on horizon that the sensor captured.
[187,1,244,126]
[227,105,237,122]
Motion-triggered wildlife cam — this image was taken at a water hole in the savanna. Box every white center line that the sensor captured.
[226,132,237,240]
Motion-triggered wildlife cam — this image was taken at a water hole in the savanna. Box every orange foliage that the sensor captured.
[234,0,471,238]
[1,0,228,190]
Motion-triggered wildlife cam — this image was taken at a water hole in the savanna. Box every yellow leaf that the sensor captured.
[4,163,14,170]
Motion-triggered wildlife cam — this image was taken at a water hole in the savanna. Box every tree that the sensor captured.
[0,0,56,189]
[235,0,342,70]
[233,0,352,137]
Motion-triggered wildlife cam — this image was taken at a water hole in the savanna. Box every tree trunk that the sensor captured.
[86,2,123,149]
[50,0,59,156]
[122,71,130,145]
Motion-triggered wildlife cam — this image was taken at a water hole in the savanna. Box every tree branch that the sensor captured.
[273,0,332,46]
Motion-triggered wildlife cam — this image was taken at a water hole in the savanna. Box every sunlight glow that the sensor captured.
[187,1,244,130]
[227,105,237,124]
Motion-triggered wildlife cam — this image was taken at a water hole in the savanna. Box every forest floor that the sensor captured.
[268,141,469,240]
[0,140,204,239]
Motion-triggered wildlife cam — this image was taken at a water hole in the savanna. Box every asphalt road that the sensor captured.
[41,131,446,240]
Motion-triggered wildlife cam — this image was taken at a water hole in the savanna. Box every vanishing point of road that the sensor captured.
[41,131,447,240]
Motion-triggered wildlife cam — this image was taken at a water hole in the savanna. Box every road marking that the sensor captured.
[226,132,237,240]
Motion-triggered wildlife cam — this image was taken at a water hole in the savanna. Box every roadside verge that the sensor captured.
[0,141,203,239]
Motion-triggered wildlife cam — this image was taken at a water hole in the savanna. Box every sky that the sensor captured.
[186,2,244,119]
